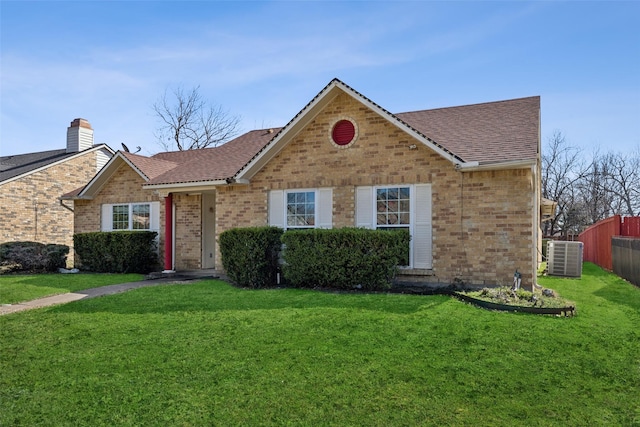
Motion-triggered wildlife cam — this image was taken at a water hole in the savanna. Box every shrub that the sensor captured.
[0,241,69,273]
[73,231,159,273]
[281,228,410,291]
[219,226,284,288]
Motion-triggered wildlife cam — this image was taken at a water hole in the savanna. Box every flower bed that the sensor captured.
[456,287,576,316]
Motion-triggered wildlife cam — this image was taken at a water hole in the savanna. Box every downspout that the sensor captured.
[163,193,174,272]
[532,164,540,291]
[59,199,74,212]
[33,199,39,241]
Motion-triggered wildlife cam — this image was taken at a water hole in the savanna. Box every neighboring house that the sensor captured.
[0,119,114,264]
[66,79,541,289]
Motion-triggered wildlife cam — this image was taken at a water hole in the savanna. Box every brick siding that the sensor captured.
[73,163,164,268]
[215,92,536,288]
[0,152,99,267]
[73,92,537,288]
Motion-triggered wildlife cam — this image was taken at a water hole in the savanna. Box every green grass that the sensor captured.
[0,273,144,304]
[1,263,639,426]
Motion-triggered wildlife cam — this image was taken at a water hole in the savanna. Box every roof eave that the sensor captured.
[78,152,149,198]
[235,80,343,181]
[455,159,537,172]
[335,81,464,164]
[142,179,230,191]
[0,144,114,186]
[236,79,463,182]
[60,194,93,201]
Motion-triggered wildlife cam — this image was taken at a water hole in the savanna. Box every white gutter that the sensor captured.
[61,195,93,200]
[142,179,229,191]
[455,159,536,172]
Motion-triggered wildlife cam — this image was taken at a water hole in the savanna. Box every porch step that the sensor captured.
[145,269,220,281]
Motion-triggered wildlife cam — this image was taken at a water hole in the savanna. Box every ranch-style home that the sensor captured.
[65,79,542,289]
[1,119,113,265]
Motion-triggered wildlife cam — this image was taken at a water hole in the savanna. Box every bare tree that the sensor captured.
[541,131,586,238]
[542,132,639,239]
[575,150,616,225]
[599,149,640,216]
[153,85,241,151]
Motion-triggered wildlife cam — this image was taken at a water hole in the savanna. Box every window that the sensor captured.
[376,187,410,229]
[111,203,151,230]
[356,184,432,269]
[269,189,332,230]
[112,205,130,230]
[287,191,315,228]
[102,202,159,232]
[132,204,150,229]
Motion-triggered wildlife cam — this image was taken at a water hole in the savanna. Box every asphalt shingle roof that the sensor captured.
[120,152,178,181]
[0,149,72,183]
[144,129,282,185]
[396,96,540,164]
[139,95,538,187]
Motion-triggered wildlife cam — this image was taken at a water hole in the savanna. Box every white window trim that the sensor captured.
[376,185,414,268]
[285,189,317,229]
[269,188,332,230]
[356,184,432,269]
[101,202,160,232]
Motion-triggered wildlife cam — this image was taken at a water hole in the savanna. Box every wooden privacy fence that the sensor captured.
[578,215,640,271]
[579,216,619,270]
[622,216,640,236]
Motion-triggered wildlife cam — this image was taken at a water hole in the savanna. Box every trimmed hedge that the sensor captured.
[0,241,69,273]
[281,228,410,291]
[73,231,159,273]
[219,226,283,288]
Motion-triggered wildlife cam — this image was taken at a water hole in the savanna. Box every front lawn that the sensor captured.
[0,273,144,304]
[1,263,638,425]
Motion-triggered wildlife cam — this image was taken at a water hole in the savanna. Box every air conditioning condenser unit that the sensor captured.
[547,241,583,278]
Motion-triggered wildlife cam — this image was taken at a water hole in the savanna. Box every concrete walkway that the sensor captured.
[0,270,219,316]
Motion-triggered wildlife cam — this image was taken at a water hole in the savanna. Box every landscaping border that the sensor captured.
[451,292,576,316]
[388,284,576,316]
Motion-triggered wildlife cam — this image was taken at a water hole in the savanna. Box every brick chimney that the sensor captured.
[66,118,94,153]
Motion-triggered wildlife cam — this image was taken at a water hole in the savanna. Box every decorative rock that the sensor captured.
[542,288,556,297]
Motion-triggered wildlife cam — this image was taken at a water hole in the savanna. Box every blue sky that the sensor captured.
[1,1,639,157]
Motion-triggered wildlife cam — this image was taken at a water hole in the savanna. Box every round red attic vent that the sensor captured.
[331,119,356,146]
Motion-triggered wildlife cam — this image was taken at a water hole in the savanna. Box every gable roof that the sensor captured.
[0,145,114,185]
[72,79,540,195]
[234,79,468,182]
[72,129,281,196]
[68,150,179,199]
[233,79,538,181]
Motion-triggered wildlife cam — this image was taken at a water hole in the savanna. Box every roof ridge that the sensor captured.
[124,151,176,163]
[0,148,66,161]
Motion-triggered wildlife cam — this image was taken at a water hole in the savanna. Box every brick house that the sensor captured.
[67,79,541,289]
[1,119,114,264]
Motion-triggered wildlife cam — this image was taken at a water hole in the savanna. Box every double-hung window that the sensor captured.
[101,202,159,232]
[357,184,432,269]
[287,191,316,228]
[376,187,411,231]
[269,188,332,230]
